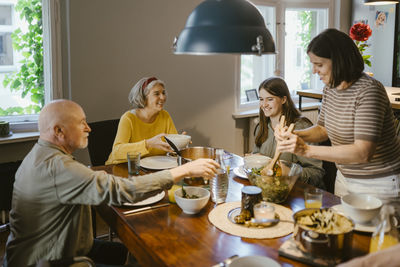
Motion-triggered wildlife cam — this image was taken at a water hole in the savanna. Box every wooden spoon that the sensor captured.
[261,118,295,176]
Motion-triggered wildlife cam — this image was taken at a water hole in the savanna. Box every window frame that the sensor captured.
[235,0,335,113]
[0,0,63,132]
[0,2,17,72]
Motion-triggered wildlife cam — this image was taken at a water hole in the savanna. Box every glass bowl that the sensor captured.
[244,159,302,203]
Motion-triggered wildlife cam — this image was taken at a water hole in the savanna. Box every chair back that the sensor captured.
[87,119,119,166]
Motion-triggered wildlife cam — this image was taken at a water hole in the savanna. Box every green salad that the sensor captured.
[248,167,289,203]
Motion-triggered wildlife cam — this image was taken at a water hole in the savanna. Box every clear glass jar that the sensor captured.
[369,204,399,253]
[209,148,229,203]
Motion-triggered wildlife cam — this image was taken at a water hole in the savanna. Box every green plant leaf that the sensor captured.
[2,0,44,111]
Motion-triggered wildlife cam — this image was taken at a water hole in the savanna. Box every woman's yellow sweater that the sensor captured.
[106,110,177,165]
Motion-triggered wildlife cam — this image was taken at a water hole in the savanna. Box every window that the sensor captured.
[0,0,38,121]
[238,1,330,111]
[284,8,328,95]
[0,0,62,129]
[240,5,276,108]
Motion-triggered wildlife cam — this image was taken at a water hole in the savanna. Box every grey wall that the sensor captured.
[0,0,352,165]
[65,0,247,164]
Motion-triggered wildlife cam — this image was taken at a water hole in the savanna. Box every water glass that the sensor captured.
[304,188,323,209]
[210,169,229,204]
[127,152,141,176]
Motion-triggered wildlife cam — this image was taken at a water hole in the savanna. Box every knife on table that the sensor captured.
[123,203,170,215]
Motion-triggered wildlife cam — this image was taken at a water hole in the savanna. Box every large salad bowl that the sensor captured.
[244,158,302,203]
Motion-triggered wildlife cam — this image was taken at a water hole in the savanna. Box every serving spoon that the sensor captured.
[261,116,295,176]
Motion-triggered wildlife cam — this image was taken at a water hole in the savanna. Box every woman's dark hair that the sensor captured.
[307,28,364,88]
[255,77,303,147]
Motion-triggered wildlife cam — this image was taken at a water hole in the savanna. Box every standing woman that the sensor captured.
[276,29,400,204]
[253,77,325,189]
[106,77,178,165]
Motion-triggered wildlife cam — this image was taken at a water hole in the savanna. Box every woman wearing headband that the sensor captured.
[106,77,178,164]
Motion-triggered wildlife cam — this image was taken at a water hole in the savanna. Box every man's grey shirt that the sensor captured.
[5,139,173,266]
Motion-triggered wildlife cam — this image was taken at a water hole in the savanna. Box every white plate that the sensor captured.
[123,191,165,207]
[140,156,178,170]
[233,166,247,179]
[331,204,378,233]
[229,255,281,267]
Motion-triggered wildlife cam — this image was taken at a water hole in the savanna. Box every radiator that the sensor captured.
[301,109,319,124]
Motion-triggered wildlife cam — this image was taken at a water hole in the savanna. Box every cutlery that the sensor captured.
[251,218,294,225]
[165,136,184,165]
[261,116,295,176]
[123,203,170,215]
[212,254,239,267]
[165,136,181,156]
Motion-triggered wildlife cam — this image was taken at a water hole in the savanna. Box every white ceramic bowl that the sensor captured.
[341,194,382,224]
[174,186,210,214]
[229,255,281,267]
[243,154,271,169]
[165,134,191,150]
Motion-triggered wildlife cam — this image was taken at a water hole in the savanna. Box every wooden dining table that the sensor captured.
[95,153,371,267]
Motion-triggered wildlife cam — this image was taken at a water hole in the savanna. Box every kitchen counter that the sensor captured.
[297,86,400,110]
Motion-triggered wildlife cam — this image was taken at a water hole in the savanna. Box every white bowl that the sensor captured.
[174,186,210,214]
[243,154,271,169]
[229,255,281,267]
[165,134,191,150]
[341,194,382,224]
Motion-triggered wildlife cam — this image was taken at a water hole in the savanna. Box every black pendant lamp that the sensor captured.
[173,0,276,56]
[364,0,398,5]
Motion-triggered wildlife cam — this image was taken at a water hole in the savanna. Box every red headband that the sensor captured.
[141,77,158,91]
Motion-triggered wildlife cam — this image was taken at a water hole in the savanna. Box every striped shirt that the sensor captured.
[318,73,400,178]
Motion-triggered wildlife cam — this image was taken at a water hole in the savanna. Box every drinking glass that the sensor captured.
[210,148,228,203]
[127,152,141,176]
[304,188,323,208]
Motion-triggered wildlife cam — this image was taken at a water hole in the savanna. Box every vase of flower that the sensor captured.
[349,22,372,67]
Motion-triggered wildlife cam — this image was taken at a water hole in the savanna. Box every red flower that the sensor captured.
[349,23,372,42]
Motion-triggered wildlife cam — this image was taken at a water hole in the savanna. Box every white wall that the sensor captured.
[352,0,396,86]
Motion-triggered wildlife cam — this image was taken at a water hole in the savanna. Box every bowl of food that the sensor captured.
[174,186,210,214]
[341,194,382,224]
[243,154,271,169]
[244,159,302,203]
[165,134,191,150]
[293,208,354,260]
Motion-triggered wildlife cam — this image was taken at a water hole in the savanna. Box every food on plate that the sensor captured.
[296,208,353,234]
[182,186,199,199]
[234,209,251,224]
